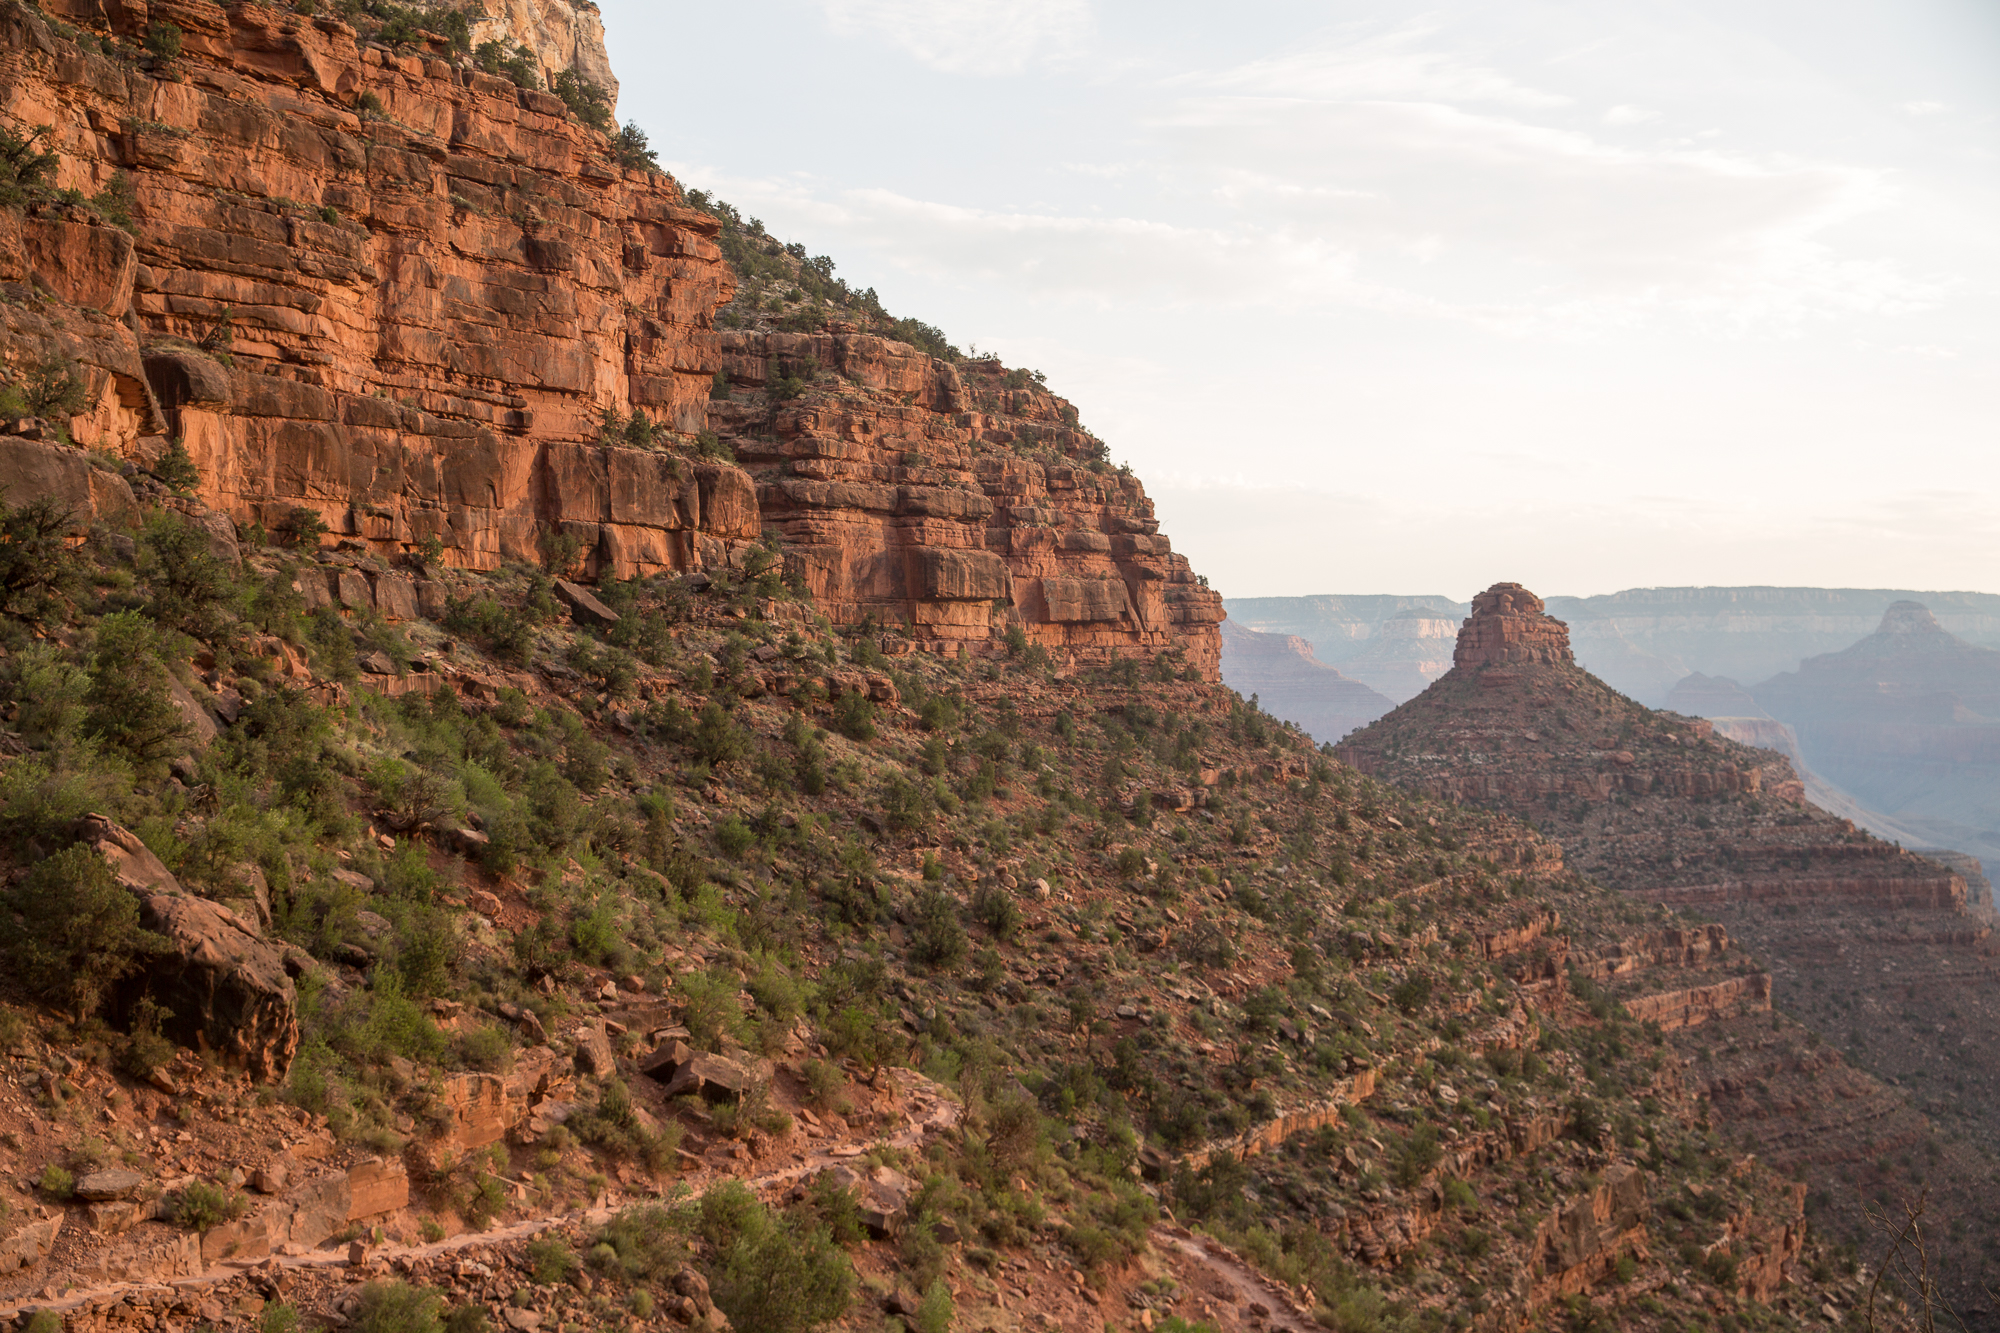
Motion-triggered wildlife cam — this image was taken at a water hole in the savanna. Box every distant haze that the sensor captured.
[606,0,1999,599]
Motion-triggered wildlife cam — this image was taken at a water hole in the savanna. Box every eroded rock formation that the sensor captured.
[468,0,617,103]
[0,0,1221,672]
[1336,583,2000,1311]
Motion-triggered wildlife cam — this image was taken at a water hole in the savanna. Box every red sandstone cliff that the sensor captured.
[0,0,1221,674]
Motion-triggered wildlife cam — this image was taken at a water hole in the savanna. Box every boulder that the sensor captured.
[573,1023,618,1078]
[74,1168,145,1202]
[554,579,620,627]
[75,814,300,1082]
[660,1052,750,1103]
[0,1209,63,1272]
[821,1164,913,1237]
[639,1039,693,1084]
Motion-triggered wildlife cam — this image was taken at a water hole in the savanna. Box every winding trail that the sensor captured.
[0,1070,963,1324]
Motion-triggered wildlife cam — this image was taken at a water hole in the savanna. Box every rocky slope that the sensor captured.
[1338,583,2000,1314]
[1218,620,1393,745]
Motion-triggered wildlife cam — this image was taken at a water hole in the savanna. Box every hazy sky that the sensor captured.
[602,0,2000,602]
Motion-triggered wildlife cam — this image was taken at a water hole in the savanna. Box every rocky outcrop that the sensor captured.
[0,2,1222,672]
[1218,620,1393,744]
[74,814,299,1081]
[4,0,750,579]
[1453,583,1573,671]
[715,339,1224,672]
[1527,1164,1648,1303]
[1620,972,1771,1031]
[468,0,617,103]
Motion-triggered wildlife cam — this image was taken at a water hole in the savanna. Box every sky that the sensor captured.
[600,0,2000,603]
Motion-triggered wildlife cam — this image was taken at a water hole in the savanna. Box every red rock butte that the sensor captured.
[1451,582,1573,670]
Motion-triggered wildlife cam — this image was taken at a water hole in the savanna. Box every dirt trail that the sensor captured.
[0,1071,962,1323]
[1154,1226,1322,1333]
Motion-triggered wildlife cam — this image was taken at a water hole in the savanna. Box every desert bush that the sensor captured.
[0,496,81,625]
[909,890,968,971]
[524,1236,577,1285]
[695,1183,853,1333]
[83,611,192,772]
[173,1179,249,1231]
[4,844,167,1018]
[590,1204,687,1282]
[352,1281,445,1333]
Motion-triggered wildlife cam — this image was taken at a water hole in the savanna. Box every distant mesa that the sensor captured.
[1750,600,2000,873]
[1664,672,1769,720]
[1223,594,1465,703]
[1217,621,1393,745]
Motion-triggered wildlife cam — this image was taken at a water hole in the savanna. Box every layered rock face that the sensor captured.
[3,0,748,575]
[1451,582,1571,670]
[0,1,1221,671]
[1336,583,2000,1304]
[469,0,617,103]
[710,336,1224,672]
[1217,620,1393,744]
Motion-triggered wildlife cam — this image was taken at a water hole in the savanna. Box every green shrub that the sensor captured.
[352,1281,445,1333]
[37,1163,73,1199]
[591,1204,687,1283]
[915,1279,953,1333]
[0,496,82,625]
[144,20,182,59]
[910,890,968,971]
[137,511,236,640]
[715,816,756,859]
[1390,975,1432,1015]
[832,691,875,741]
[524,1236,577,1285]
[5,844,167,1018]
[155,438,201,494]
[704,1192,853,1333]
[172,1179,248,1231]
[260,1304,301,1333]
[0,124,59,208]
[21,1311,62,1333]
[83,611,192,771]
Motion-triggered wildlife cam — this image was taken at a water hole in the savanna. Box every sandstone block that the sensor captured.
[345,1157,409,1221]
[75,1168,145,1202]
[554,579,620,627]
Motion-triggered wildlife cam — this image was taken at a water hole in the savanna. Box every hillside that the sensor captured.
[1339,584,2000,1315]
[0,4,1951,1333]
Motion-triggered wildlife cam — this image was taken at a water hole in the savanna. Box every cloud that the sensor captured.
[1901,100,1946,116]
[1602,104,1658,126]
[1151,33,1939,331]
[1190,21,1569,107]
[817,0,1091,75]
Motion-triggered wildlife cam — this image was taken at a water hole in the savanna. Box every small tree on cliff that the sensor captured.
[3,844,168,1019]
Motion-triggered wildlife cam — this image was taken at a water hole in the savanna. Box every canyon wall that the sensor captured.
[468,0,617,102]
[0,0,1220,672]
